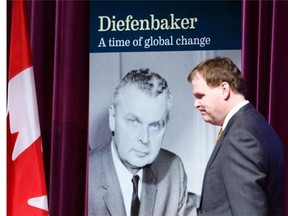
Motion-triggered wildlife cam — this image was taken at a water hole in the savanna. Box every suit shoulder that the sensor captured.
[154,148,184,167]
[150,149,186,182]
[158,148,180,159]
[90,143,109,157]
[89,143,111,169]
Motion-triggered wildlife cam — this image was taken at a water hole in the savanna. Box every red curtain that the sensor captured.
[242,0,288,213]
[8,0,90,215]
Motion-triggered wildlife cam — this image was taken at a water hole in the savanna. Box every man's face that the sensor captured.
[191,73,223,126]
[109,86,168,173]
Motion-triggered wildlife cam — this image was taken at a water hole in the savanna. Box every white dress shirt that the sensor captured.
[111,141,143,216]
[222,100,249,130]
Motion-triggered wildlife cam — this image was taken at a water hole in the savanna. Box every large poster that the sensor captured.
[89,0,241,212]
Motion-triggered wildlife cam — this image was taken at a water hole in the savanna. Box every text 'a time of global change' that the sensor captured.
[98,35,211,49]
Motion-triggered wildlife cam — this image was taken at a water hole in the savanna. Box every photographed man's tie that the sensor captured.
[131,175,140,216]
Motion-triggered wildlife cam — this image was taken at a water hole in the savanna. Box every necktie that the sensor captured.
[131,175,140,216]
[216,128,223,143]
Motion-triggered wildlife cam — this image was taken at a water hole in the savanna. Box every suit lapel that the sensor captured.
[139,166,157,216]
[198,129,227,210]
[100,144,126,216]
[200,103,254,208]
[204,103,253,174]
[204,132,226,174]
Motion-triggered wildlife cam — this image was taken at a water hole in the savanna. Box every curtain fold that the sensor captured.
[49,1,89,215]
[242,0,288,213]
[27,0,55,192]
[26,0,90,215]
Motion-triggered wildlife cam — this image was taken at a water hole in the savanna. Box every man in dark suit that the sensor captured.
[89,69,196,216]
[187,57,284,216]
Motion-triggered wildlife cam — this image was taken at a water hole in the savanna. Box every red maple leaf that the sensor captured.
[7,114,48,215]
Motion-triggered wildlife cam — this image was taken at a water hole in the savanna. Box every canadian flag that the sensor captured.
[7,0,49,215]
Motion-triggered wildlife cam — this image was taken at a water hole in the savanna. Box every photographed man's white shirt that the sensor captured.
[111,141,143,216]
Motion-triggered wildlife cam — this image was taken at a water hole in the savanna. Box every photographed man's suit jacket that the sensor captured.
[199,103,284,216]
[88,143,195,216]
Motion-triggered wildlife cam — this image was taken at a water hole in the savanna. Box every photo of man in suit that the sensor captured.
[89,69,196,216]
[187,57,284,216]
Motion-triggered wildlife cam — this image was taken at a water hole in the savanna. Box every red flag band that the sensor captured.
[7,0,49,215]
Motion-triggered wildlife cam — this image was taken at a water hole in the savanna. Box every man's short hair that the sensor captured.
[187,57,246,95]
[113,68,173,117]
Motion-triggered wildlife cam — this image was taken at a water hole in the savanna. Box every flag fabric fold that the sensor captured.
[7,0,49,215]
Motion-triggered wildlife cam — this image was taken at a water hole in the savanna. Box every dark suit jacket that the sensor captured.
[199,103,284,216]
[88,143,196,216]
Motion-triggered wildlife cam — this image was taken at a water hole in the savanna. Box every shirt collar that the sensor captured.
[222,100,249,130]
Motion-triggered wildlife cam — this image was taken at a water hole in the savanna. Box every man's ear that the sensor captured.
[109,105,116,132]
[220,82,230,100]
